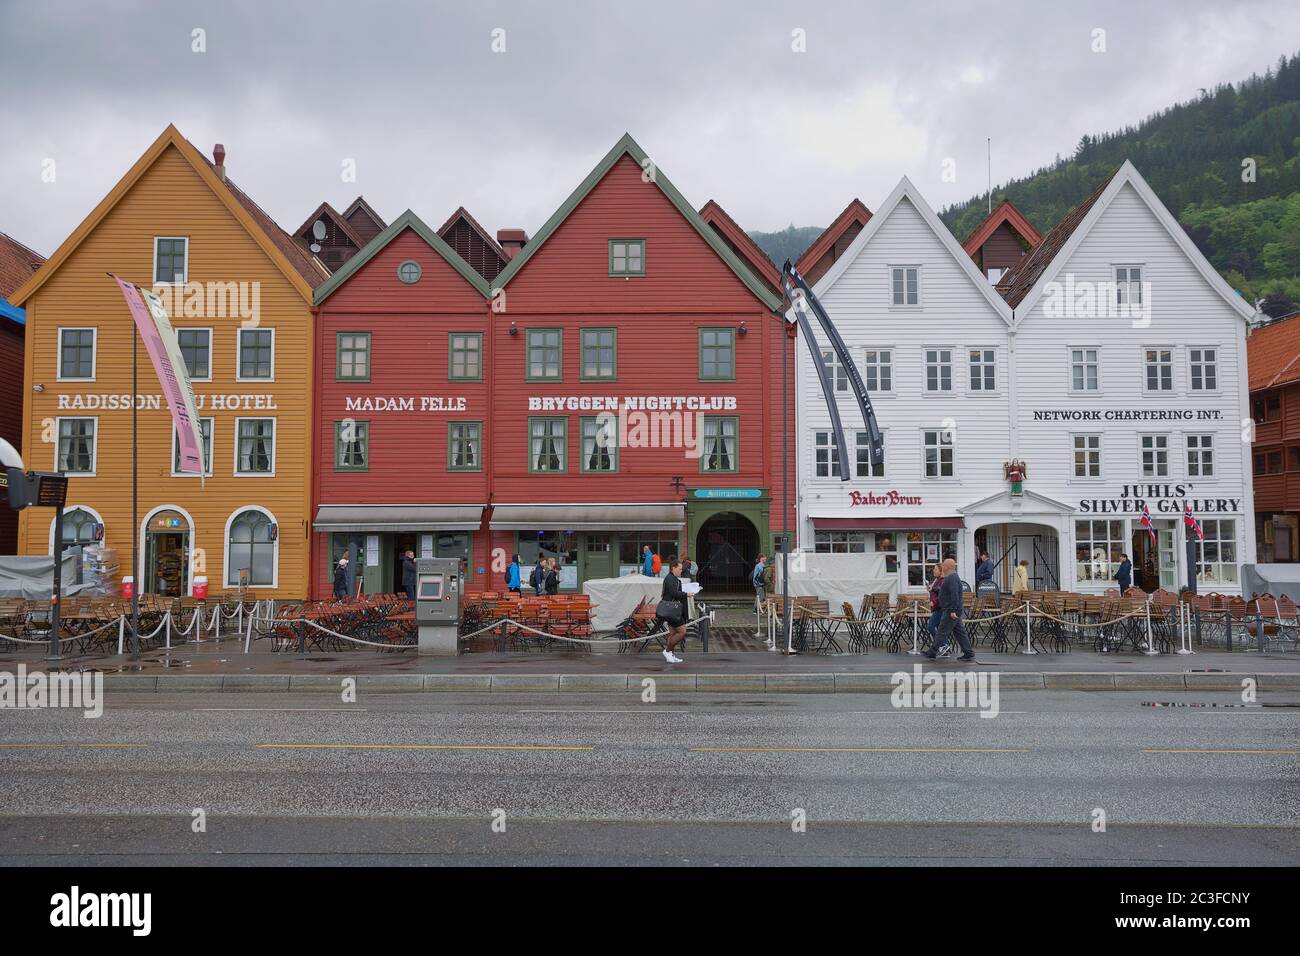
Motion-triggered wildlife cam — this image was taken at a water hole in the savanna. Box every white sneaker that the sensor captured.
[663,650,683,663]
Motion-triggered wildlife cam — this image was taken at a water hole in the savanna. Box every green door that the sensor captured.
[583,533,615,582]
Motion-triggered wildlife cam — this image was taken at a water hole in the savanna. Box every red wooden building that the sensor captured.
[961,198,1041,285]
[309,133,792,596]
[0,231,46,554]
[1247,311,1300,562]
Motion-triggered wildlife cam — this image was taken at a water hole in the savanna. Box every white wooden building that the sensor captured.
[795,162,1257,595]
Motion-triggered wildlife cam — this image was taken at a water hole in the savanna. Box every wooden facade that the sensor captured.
[0,231,45,554]
[9,126,322,598]
[1247,312,1300,561]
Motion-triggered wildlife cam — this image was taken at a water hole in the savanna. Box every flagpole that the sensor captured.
[131,311,140,659]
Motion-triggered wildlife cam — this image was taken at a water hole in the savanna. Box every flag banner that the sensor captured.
[110,275,205,474]
[783,269,853,483]
[1140,504,1157,545]
[1183,503,1205,542]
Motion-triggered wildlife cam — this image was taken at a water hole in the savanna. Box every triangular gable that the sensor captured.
[959,488,1074,515]
[961,199,1041,257]
[11,124,318,305]
[698,199,783,296]
[1008,161,1257,323]
[436,206,509,282]
[811,177,1014,325]
[313,209,492,305]
[796,198,871,277]
[488,133,784,312]
[343,196,386,235]
[293,201,367,250]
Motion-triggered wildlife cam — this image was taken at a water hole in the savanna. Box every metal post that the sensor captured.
[781,318,792,655]
[131,325,140,660]
[908,600,920,655]
[1022,598,1038,655]
[297,617,306,656]
[47,504,64,661]
[1143,600,1157,655]
[1255,605,1265,654]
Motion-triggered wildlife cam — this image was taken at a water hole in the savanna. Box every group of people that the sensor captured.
[641,546,698,580]
[499,554,560,595]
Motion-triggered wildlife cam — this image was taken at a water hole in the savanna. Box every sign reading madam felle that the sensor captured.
[344,396,467,412]
[1078,483,1240,514]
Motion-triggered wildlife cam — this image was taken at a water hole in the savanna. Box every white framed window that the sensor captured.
[814,530,871,553]
[819,349,849,392]
[49,505,105,554]
[968,348,996,392]
[855,430,884,478]
[1069,346,1099,392]
[1115,264,1143,306]
[986,267,1006,284]
[237,327,275,381]
[1144,348,1173,392]
[1075,519,1126,585]
[1188,348,1218,392]
[813,431,842,478]
[1072,434,1101,479]
[176,327,212,381]
[890,265,920,307]
[1140,434,1169,478]
[923,348,952,393]
[234,417,276,476]
[861,349,892,392]
[55,417,97,475]
[1187,434,1214,477]
[922,428,954,478]
[57,328,96,381]
[171,418,214,477]
[1197,519,1238,586]
[153,236,189,284]
[224,506,279,589]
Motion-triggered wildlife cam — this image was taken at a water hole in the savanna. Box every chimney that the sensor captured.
[497,228,528,259]
[212,143,226,181]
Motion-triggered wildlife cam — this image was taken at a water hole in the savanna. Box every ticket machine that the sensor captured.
[415,557,460,654]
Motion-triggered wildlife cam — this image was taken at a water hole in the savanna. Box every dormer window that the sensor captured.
[154,237,188,284]
[609,239,645,276]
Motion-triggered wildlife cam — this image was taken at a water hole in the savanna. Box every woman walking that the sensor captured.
[926,563,944,648]
[1012,559,1029,595]
[656,556,689,664]
[544,558,560,595]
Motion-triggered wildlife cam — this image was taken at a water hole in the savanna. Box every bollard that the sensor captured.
[1143,600,1158,655]
[908,601,921,655]
[699,613,711,653]
[117,615,125,655]
[192,604,204,645]
[1256,606,1265,654]
[1194,604,1202,648]
[165,612,171,650]
[1022,600,1038,655]
[1226,608,1233,652]
[297,617,306,656]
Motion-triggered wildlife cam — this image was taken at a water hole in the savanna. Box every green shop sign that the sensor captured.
[693,488,762,499]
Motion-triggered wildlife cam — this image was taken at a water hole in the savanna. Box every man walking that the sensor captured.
[925,558,975,661]
[641,545,654,577]
[1115,553,1133,593]
[401,550,417,601]
[974,550,995,592]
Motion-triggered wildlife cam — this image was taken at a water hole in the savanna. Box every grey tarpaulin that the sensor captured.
[1241,563,1300,603]
[0,549,91,599]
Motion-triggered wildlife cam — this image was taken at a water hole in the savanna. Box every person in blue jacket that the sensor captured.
[641,545,654,576]
[506,554,522,593]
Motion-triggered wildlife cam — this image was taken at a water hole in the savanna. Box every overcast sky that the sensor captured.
[2,0,1298,255]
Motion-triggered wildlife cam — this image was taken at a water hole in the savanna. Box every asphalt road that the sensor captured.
[1,689,1298,865]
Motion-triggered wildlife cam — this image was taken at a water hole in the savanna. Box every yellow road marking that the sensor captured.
[256,743,592,751]
[689,746,1028,753]
[1143,748,1300,755]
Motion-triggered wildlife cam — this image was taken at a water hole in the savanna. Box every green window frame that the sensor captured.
[608,239,645,276]
[526,328,563,381]
[528,416,567,473]
[580,328,617,380]
[173,418,213,475]
[700,416,739,473]
[580,416,618,473]
[448,421,482,471]
[58,328,96,380]
[177,329,210,380]
[334,420,368,471]
[336,332,371,382]
[449,332,483,381]
[699,327,736,381]
[238,328,274,380]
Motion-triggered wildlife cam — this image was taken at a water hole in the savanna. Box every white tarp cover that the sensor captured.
[775,551,896,613]
[1242,564,1300,602]
[0,550,90,599]
[583,573,664,632]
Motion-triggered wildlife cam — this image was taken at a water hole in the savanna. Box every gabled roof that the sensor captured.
[698,199,783,296]
[437,206,507,259]
[313,209,493,305]
[342,196,386,234]
[1247,311,1300,392]
[1001,161,1258,322]
[795,198,872,275]
[293,201,367,250]
[10,125,323,306]
[436,206,509,282]
[960,199,1041,257]
[487,133,784,311]
[810,178,1014,325]
[0,231,45,302]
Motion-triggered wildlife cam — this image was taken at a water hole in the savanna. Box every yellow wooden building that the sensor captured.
[9,125,324,599]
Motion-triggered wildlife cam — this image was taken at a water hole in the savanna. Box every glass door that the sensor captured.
[1157,520,1178,590]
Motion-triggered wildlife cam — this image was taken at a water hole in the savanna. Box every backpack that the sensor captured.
[651,553,662,575]
[531,564,545,591]
[504,565,514,589]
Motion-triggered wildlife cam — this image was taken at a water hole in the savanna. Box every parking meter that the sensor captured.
[415,557,460,654]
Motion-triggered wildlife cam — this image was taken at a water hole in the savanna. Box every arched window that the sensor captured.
[227,509,276,587]
[60,508,99,548]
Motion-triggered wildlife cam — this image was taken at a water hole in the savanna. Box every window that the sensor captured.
[449,333,482,381]
[814,530,871,553]
[1289,447,1300,472]
[968,348,996,391]
[924,349,952,392]
[1140,434,1169,477]
[862,349,892,391]
[226,509,276,587]
[609,239,645,276]
[238,328,274,380]
[1115,265,1143,306]
[56,418,95,474]
[1070,347,1099,392]
[580,416,618,472]
[154,237,188,284]
[177,329,210,380]
[813,431,842,478]
[397,260,422,284]
[1075,519,1125,584]
[923,429,954,478]
[529,417,566,473]
[819,349,849,392]
[699,328,735,381]
[526,329,563,380]
[1189,348,1217,391]
[60,508,100,548]
[618,532,679,572]
[448,421,481,471]
[172,418,213,476]
[1073,434,1101,478]
[58,328,95,380]
[336,332,370,381]
[580,329,617,380]
[856,431,884,478]
[235,418,275,474]
[1187,434,1214,478]
[334,420,368,471]
[890,266,919,306]
[906,531,956,587]
[1254,449,1284,475]
[702,417,739,473]
[1253,395,1281,424]
[987,267,1006,284]
[1197,519,1238,586]
[1144,348,1172,391]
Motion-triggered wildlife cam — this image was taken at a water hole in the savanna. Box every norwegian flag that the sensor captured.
[1139,504,1157,546]
[1183,503,1205,542]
